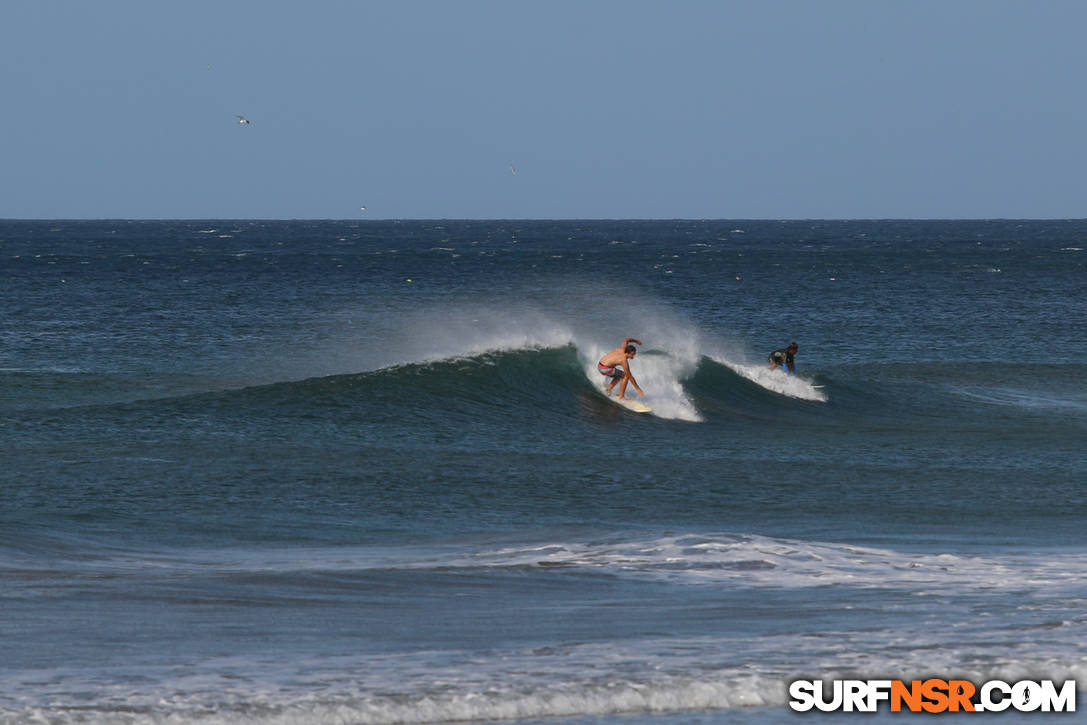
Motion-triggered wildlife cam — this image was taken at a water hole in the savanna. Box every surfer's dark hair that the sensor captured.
[625,344,637,354]
[789,342,798,349]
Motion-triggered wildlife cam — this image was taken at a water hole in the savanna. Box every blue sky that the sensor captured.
[4,1,1086,219]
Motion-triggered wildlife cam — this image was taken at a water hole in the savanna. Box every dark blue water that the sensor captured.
[2,220,1085,723]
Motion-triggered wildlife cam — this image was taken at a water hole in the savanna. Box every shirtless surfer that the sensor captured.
[597,338,644,399]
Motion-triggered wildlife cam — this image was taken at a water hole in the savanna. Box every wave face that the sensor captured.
[216,344,830,424]
[3,220,1086,724]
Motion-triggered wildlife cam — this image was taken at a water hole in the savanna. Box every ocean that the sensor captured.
[1,219,1085,724]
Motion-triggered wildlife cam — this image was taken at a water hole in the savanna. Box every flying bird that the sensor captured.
[509,162,517,175]
[237,115,251,125]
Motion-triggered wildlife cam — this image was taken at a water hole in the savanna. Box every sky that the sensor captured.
[4,0,1087,219]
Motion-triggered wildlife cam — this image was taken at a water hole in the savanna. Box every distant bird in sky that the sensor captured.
[360,206,367,212]
[509,162,517,175]
[237,115,251,125]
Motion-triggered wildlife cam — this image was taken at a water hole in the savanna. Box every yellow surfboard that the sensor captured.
[609,396,652,414]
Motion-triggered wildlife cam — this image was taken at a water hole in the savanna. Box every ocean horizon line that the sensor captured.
[4,216,1087,223]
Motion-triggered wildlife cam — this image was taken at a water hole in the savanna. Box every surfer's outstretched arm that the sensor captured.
[619,364,644,398]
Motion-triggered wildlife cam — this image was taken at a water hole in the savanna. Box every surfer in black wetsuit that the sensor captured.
[768,342,798,374]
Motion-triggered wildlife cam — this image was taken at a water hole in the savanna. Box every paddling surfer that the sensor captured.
[597,338,644,399]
